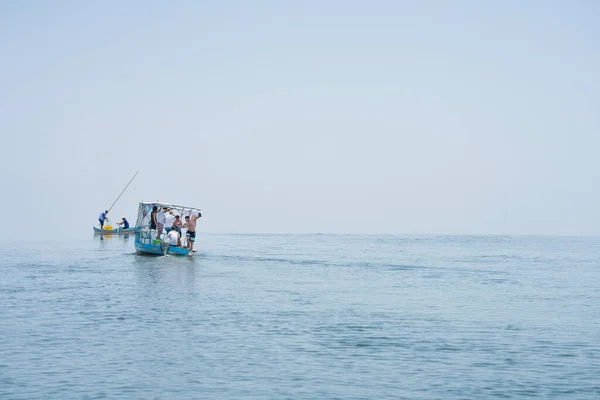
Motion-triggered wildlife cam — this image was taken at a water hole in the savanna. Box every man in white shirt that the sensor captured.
[164,210,176,233]
[167,228,181,247]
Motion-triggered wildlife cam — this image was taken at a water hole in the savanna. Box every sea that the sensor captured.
[1,234,599,399]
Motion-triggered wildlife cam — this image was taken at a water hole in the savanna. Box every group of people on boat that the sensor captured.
[98,210,129,229]
[150,206,200,255]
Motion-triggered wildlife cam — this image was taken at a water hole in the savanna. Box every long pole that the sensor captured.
[108,171,139,213]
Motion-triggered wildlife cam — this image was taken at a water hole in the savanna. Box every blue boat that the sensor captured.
[134,201,201,256]
[134,240,192,256]
[93,226,137,234]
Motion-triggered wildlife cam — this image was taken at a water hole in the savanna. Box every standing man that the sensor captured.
[156,206,166,239]
[183,211,201,255]
[98,210,110,228]
[150,206,159,231]
[164,210,176,233]
[173,215,183,236]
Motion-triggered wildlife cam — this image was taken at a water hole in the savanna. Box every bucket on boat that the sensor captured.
[104,225,113,230]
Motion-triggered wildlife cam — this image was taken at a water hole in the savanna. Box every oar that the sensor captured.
[107,171,139,214]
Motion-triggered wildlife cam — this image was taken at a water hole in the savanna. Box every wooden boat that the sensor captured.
[134,240,192,256]
[134,201,201,256]
[93,226,137,234]
[95,171,139,236]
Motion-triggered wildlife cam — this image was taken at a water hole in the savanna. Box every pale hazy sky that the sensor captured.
[1,0,599,240]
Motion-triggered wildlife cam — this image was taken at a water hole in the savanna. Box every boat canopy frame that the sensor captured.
[135,201,201,247]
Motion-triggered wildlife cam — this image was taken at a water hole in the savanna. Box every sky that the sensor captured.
[1,0,599,240]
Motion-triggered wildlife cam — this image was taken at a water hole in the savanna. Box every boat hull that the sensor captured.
[93,227,137,234]
[134,241,191,256]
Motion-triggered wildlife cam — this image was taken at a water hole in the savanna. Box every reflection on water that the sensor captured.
[93,233,131,242]
[133,253,199,299]
[91,231,200,296]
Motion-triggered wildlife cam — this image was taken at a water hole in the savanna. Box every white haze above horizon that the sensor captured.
[1,0,600,241]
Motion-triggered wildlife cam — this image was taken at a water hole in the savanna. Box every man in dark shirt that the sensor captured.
[117,216,130,229]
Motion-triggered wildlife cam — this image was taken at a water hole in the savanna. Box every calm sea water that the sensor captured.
[1,234,599,399]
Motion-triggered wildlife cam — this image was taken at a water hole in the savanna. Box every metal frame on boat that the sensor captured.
[134,201,201,256]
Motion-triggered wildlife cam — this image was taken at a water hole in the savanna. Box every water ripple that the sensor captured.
[1,235,599,399]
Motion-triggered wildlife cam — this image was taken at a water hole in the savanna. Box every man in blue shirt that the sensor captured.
[117,216,130,229]
[98,210,109,228]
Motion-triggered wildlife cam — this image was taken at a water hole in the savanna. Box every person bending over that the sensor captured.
[167,228,181,247]
[98,210,110,228]
[116,216,129,229]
